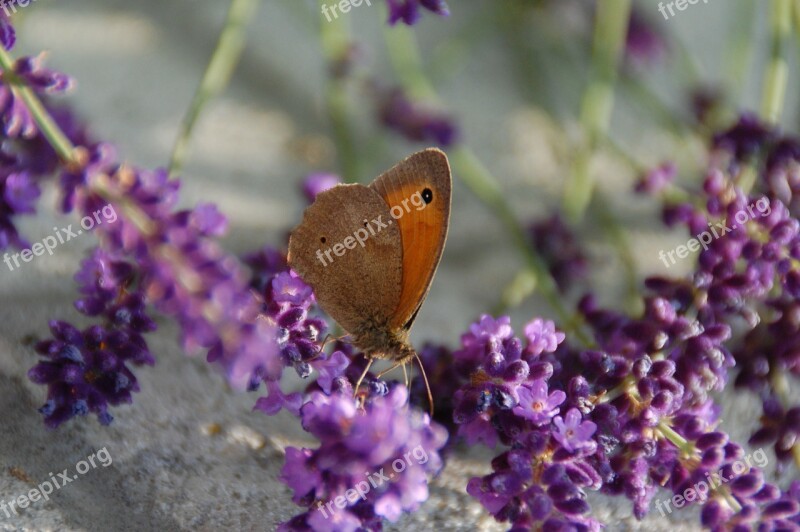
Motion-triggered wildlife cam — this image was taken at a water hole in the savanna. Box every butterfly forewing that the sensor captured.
[288,184,403,335]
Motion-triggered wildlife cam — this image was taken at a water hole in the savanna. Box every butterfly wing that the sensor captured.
[288,184,403,335]
[368,148,452,331]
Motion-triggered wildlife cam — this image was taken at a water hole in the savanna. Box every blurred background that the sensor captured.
[0,0,797,530]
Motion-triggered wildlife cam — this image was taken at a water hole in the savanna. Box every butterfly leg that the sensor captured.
[353,358,374,400]
[313,333,349,360]
[375,360,405,379]
[402,363,409,388]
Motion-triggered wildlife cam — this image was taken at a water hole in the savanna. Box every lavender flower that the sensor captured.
[634,162,677,194]
[377,88,458,147]
[553,408,597,452]
[0,170,38,248]
[29,320,154,428]
[279,386,447,530]
[0,55,78,251]
[302,173,340,204]
[0,11,14,50]
[386,0,449,26]
[0,53,73,139]
[624,9,668,68]
[513,380,565,425]
[28,249,157,427]
[528,214,589,293]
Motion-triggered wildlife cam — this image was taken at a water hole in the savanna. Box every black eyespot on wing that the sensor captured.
[320,236,327,243]
[422,188,433,204]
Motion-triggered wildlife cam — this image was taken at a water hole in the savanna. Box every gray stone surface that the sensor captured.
[0,1,795,530]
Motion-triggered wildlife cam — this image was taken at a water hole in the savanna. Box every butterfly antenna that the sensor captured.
[413,352,434,417]
[353,358,374,398]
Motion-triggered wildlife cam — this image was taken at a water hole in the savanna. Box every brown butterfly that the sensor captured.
[287,148,452,409]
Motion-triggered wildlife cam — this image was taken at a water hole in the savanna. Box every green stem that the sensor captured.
[0,47,77,165]
[593,190,640,314]
[727,1,757,105]
[656,421,695,457]
[563,0,632,223]
[168,0,261,177]
[383,24,438,101]
[320,1,360,183]
[760,0,791,125]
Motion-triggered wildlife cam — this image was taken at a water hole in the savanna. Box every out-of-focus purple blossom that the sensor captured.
[386,0,449,26]
[279,386,447,531]
[689,86,724,127]
[310,350,349,394]
[528,213,589,293]
[302,173,340,204]
[0,56,80,252]
[377,88,458,147]
[253,380,303,417]
[0,170,39,248]
[634,162,676,194]
[0,12,15,50]
[243,245,288,293]
[712,113,776,164]
[624,9,668,68]
[0,53,73,139]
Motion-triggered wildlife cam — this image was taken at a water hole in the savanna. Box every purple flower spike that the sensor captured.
[279,386,447,530]
[29,320,154,428]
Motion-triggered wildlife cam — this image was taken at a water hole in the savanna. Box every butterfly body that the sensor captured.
[288,148,452,378]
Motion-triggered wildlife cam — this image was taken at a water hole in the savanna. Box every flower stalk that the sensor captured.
[563,0,632,223]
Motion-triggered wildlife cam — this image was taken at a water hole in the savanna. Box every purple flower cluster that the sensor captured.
[279,386,448,531]
[645,116,800,466]
[28,250,156,427]
[450,315,603,529]
[377,88,458,147]
[385,0,449,26]
[0,54,75,250]
[528,214,589,293]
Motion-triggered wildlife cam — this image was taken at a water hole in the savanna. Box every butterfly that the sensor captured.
[287,148,452,410]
